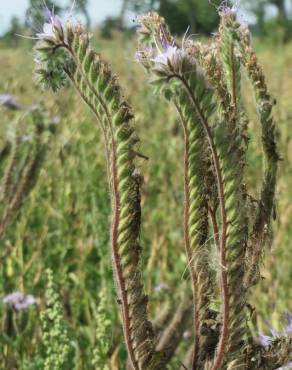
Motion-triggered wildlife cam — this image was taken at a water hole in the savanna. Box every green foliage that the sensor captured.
[1,17,24,46]
[35,47,70,92]
[41,269,72,370]
[128,0,227,35]
[0,106,57,239]
[245,0,292,42]
[29,6,290,369]
[100,17,124,39]
[91,289,111,370]
[0,3,291,370]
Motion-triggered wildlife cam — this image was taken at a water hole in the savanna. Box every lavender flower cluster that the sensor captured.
[2,291,36,311]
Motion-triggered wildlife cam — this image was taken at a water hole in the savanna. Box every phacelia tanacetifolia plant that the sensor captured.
[32,6,290,370]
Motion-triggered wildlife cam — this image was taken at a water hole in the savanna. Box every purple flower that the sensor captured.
[0,94,22,110]
[36,11,64,42]
[135,51,143,62]
[256,311,292,347]
[218,5,237,18]
[152,45,185,66]
[269,311,292,337]
[3,291,36,311]
[282,311,292,335]
[270,327,280,337]
[255,333,273,347]
[218,0,238,18]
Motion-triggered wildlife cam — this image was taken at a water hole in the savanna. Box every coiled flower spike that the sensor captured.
[33,11,163,370]
[137,13,219,369]
[136,10,251,370]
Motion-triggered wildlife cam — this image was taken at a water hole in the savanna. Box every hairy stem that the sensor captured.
[172,74,229,370]
[209,207,220,250]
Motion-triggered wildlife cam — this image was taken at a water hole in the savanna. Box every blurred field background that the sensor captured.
[0,0,291,369]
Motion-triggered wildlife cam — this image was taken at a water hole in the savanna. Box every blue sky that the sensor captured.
[0,0,288,36]
[0,0,124,34]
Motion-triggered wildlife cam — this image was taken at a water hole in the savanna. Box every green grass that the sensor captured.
[0,33,291,369]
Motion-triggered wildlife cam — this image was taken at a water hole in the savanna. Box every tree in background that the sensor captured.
[272,0,288,23]
[245,0,292,41]
[21,0,292,42]
[25,1,91,31]
[71,0,91,28]
[1,17,24,46]
[127,0,227,35]
[266,0,291,41]
[25,0,63,32]
[101,0,133,38]
[245,0,267,35]
[119,0,130,28]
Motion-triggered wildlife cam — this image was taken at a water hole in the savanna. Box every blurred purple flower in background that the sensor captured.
[256,333,273,347]
[282,311,292,335]
[154,282,169,293]
[134,50,144,62]
[218,2,237,18]
[276,362,292,370]
[3,291,36,311]
[255,311,292,347]
[0,94,22,110]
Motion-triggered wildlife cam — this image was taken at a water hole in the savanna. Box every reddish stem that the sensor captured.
[209,206,220,250]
